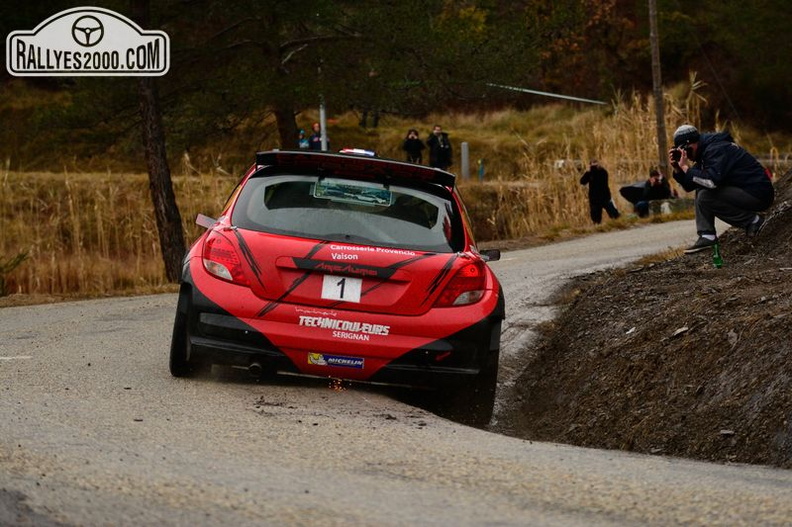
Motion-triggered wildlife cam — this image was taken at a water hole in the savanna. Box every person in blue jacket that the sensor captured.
[297,129,309,149]
[669,125,774,253]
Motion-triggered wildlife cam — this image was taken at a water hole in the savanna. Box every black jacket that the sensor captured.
[644,177,672,201]
[580,165,612,203]
[402,138,426,162]
[426,132,452,169]
[673,131,773,202]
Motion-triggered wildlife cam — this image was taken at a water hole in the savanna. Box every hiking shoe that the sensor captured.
[746,216,765,238]
[684,236,717,254]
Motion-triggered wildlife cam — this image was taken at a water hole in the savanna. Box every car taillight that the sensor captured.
[434,262,486,307]
[202,231,250,286]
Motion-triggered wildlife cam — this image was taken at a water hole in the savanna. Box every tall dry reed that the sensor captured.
[2,89,790,298]
[0,170,237,297]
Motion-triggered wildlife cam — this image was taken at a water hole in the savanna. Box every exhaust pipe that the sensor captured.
[248,362,263,378]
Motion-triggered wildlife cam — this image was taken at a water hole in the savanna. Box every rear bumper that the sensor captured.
[189,330,483,388]
[182,277,503,389]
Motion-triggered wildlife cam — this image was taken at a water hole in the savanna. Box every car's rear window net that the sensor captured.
[232,175,462,252]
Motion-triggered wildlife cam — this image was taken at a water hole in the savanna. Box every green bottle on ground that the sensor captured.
[712,242,723,268]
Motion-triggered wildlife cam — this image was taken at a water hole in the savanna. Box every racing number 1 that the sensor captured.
[321,274,362,303]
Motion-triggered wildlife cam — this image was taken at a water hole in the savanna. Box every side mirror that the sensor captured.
[480,249,501,262]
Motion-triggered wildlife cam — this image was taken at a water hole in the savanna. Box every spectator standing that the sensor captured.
[580,159,620,224]
[402,129,426,164]
[669,124,774,253]
[297,129,309,149]
[308,122,328,151]
[426,124,452,170]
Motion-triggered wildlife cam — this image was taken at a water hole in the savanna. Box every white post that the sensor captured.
[461,142,470,180]
[319,101,328,151]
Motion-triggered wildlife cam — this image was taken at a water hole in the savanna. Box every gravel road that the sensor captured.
[2,219,790,527]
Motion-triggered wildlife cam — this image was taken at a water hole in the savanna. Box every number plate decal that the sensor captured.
[321,275,362,303]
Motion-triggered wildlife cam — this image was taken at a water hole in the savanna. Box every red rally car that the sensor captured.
[170,150,504,425]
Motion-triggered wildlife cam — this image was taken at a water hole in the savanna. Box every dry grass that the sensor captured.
[2,88,791,299]
[0,170,237,298]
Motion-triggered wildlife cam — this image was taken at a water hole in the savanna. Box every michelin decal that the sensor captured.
[308,353,364,369]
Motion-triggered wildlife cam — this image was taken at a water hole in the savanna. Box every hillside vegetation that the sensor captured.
[4,1,791,169]
[1,95,791,302]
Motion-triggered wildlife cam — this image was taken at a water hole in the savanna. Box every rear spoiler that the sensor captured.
[255,150,456,188]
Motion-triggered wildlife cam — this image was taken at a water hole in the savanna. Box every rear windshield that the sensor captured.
[232,174,463,253]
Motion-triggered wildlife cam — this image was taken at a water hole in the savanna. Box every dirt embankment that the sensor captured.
[497,169,792,468]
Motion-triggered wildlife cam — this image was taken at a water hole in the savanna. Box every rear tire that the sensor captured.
[169,288,209,377]
[169,306,193,377]
[431,350,499,428]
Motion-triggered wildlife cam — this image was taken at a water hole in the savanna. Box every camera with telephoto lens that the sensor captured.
[670,148,683,162]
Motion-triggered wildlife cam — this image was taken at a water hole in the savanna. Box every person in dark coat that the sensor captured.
[580,159,620,224]
[619,168,673,217]
[308,122,327,151]
[402,129,426,164]
[426,125,452,170]
[669,124,775,253]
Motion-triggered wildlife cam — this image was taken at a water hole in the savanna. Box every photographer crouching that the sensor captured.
[669,124,774,253]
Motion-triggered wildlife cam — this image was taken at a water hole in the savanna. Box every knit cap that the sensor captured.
[673,125,700,148]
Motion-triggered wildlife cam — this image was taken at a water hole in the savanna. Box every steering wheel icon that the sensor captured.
[71,16,104,47]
